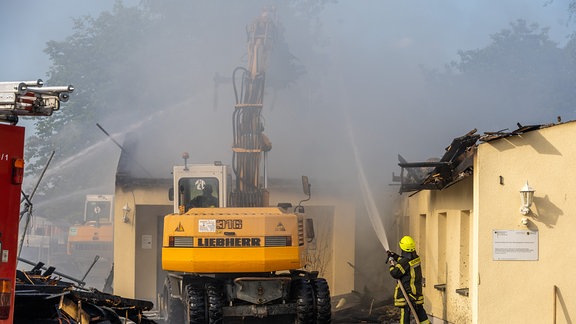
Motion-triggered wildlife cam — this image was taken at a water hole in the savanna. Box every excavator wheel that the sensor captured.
[206,280,225,324]
[291,278,315,324]
[185,284,206,324]
[161,278,184,324]
[311,278,332,324]
[182,278,226,324]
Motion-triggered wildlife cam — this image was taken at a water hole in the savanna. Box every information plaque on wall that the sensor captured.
[141,234,153,250]
[493,230,538,261]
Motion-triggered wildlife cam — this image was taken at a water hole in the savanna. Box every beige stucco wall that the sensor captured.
[401,177,473,323]
[474,122,576,324]
[401,121,576,324]
[310,193,355,297]
[269,184,355,297]
[113,183,171,299]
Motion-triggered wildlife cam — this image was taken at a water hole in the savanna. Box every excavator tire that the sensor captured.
[162,278,184,324]
[185,284,206,324]
[312,278,332,324]
[206,280,225,324]
[292,278,315,324]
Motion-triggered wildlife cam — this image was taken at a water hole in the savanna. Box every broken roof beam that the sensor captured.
[396,130,481,194]
[398,161,452,168]
[440,135,480,163]
[399,183,442,193]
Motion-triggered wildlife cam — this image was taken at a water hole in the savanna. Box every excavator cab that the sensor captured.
[169,162,231,213]
[179,178,220,210]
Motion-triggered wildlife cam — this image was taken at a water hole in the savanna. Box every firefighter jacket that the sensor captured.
[389,251,424,307]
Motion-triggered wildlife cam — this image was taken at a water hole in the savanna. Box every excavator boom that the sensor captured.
[231,7,276,207]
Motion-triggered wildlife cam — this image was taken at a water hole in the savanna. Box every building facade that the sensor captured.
[399,121,576,323]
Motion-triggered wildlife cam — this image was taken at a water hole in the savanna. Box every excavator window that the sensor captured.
[84,200,112,223]
[178,177,220,210]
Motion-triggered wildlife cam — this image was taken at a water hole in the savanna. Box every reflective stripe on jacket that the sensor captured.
[389,252,424,307]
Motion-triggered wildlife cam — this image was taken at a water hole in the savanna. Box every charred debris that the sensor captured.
[14,259,155,323]
[395,123,547,194]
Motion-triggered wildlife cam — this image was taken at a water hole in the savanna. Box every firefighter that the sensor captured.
[387,236,430,324]
[189,184,219,208]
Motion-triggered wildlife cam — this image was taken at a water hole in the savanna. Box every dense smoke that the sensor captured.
[4,0,573,291]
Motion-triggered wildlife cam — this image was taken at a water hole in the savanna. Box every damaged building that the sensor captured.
[396,121,576,323]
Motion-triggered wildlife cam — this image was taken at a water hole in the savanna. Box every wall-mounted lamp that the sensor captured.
[122,203,132,223]
[519,181,535,215]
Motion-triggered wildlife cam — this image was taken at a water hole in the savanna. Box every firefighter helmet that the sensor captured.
[399,235,416,252]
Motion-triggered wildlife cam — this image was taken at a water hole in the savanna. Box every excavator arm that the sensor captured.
[231,7,276,207]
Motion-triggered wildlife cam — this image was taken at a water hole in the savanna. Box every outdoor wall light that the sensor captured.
[519,181,535,215]
[122,203,132,223]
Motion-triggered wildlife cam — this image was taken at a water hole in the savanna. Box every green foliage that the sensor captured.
[21,0,329,222]
[23,2,151,221]
[453,20,558,75]
[423,19,576,125]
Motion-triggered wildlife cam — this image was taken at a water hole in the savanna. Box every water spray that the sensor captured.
[344,112,422,322]
[344,113,390,251]
[18,150,55,259]
[96,123,153,177]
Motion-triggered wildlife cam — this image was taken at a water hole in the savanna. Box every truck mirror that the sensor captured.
[301,176,310,196]
[168,187,174,201]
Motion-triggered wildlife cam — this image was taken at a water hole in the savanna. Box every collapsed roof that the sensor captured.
[396,122,547,194]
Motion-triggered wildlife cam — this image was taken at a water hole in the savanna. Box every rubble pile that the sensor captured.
[14,261,155,323]
[332,291,400,324]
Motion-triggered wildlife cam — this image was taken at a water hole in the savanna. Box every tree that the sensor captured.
[23,2,153,221]
[423,19,576,130]
[22,0,330,223]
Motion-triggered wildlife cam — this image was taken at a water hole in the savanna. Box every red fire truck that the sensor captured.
[0,79,73,322]
[0,123,24,321]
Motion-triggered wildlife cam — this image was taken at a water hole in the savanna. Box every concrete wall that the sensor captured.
[401,177,473,323]
[310,194,354,297]
[269,182,355,297]
[113,183,171,300]
[474,122,576,324]
[401,121,576,324]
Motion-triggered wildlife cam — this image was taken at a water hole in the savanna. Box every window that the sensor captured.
[178,177,220,209]
[419,214,427,275]
[85,200,112,222]
[459,211,470,290]
[437,212,447,284]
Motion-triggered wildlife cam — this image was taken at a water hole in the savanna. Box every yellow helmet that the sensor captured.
[399,235,416,252]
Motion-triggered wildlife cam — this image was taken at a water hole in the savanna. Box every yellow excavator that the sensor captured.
[159,8,331,324]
